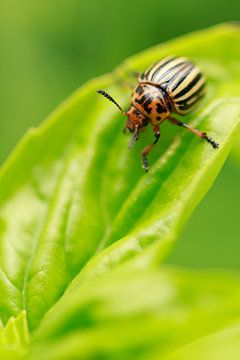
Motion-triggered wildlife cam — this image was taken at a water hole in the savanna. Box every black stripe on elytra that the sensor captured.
[177,93,205,111]
[171,64,195,92]
[154,61,187,83]
[155,86,172,112]
[135,85,144,95]
[174,72,202,99]
[149,57,177,81]
[175,83,205,105]
[171,63,195,92]
[162,62,189,88]
[144,61,159,78]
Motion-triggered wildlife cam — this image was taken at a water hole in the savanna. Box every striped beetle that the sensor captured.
[97,56,219,172]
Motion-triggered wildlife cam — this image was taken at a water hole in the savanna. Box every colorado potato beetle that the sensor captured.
[97,56,219,172]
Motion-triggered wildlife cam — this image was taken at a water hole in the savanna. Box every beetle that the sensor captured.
[97,56,219,172]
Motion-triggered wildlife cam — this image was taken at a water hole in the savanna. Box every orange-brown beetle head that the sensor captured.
[97,90,150,148]
[125,105,150,148]
[125,105,149,132]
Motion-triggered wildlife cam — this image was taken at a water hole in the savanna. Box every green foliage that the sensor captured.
[0,24,240,359]
[32,267,240,360]
[0,311,29,360]
[165,324,240,360]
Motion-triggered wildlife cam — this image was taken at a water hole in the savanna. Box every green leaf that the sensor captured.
[31,266,240,360]
[0,23,240,334]
[165,325,240,360]
[0,311,29,360]
[231,132,240,163]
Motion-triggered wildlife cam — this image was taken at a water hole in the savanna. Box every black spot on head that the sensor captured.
[156,116,161,121]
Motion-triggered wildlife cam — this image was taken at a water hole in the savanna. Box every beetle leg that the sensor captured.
[141,125,160,172]
[167,116,219,149]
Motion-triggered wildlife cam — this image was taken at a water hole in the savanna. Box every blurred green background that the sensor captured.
[0,0,239,270]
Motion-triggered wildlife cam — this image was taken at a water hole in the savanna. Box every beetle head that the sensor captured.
[125,105,150,148]
[125,105,149,132]
[97,89,149,149]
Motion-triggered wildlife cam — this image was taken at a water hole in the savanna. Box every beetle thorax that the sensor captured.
[131,83,171,125]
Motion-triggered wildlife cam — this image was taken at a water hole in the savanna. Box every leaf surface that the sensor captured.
[32,266,240,360]
[0,24,239,333]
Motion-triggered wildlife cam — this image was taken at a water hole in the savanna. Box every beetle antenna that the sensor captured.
[97,89,124,113]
